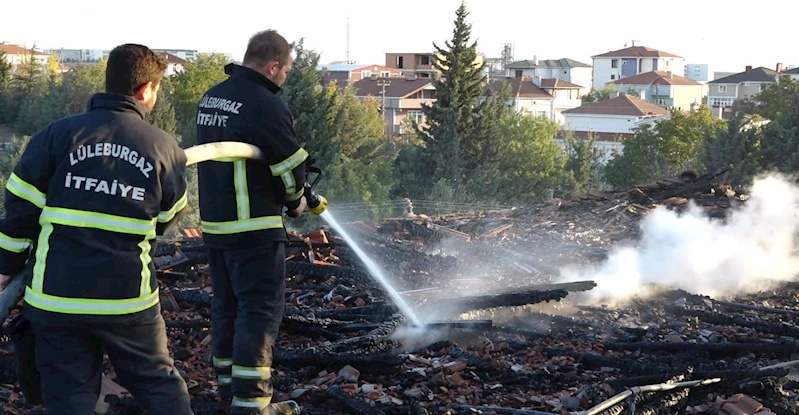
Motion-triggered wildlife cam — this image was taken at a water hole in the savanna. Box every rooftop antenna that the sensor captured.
[346,15,351,64]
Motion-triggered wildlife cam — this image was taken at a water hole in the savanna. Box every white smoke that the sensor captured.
[558,173,799,307]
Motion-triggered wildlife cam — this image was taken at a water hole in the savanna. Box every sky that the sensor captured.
[2,0,796,75]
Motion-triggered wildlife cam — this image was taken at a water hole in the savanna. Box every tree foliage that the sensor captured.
[604,107,725,188]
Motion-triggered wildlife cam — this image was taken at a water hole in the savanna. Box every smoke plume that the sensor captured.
[558,173,799,307]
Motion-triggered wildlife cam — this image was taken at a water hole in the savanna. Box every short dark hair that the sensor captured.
[242,30,295,68]
[105,44,168,96]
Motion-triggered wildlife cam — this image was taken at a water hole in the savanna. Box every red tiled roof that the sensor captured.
[159,52,186,65]
[562,94,668,117]
[592,46,681,59]
[485,77,553,99]
[0,44,47,56]
[613,71,701,86]
[540,78,583,89]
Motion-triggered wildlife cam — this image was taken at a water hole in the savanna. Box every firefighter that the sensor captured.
[0,44,193,414]
[195,29,308,414]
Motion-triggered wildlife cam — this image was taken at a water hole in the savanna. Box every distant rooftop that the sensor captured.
[592,46,682,59]
[709,67,778,84]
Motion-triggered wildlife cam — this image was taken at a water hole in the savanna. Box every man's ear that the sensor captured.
[267,61,280,76]
[135,81,154,101]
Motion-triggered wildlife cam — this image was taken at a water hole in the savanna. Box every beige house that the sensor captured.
[707,66,778,108]
[483,76,582,124]
[351,75,436,134]
[384,52,483,78]
[611,71,704,111]
[0,43,48,72]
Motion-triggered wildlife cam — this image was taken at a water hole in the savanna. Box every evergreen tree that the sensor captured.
[415,1,486,195]
[0,51,13,123]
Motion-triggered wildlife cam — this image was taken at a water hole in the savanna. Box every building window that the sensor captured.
[710,97,736,107]
[361,71,372,78]
[611,75,616,80]
[397,56,404,69]
[536,111,547,118]
[420,55,431,65]
[657,99,667,105]
[718,85,727,92]
[380,71,390,77]
[611,59,618,68]
[407,110,424,124]
[759,84,765,92]
[515,70,523,77]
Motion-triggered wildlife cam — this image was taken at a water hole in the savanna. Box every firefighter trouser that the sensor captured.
[29,310,192,415]
[207,242,286,414]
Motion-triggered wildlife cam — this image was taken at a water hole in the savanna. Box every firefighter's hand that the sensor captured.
[286,196,307,218]
[0,274,11,291]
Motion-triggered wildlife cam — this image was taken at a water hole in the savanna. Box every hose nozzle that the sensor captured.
[305,183,328,215]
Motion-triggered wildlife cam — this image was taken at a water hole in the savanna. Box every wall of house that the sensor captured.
[670,84,704,111]
[563,114,642,134]
[553,138,623,165]
[707,83,739,107]
[506,68,535,78]
[353,65,400,81]
[4,53,48,67]
[569,67,593,94]
[512,99,555,120]
[593,57,685,89]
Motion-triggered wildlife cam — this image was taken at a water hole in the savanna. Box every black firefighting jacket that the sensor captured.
[0,93,188,320]
[196,63,308,249]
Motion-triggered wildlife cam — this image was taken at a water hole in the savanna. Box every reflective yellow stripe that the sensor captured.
[24,286,160,315]
[213,357,233,368]
[157,191,188,223]
[233,160,250,220]
[231,397,272,408]
[232,365,272,380]
[270,148,308,199]
[7,172,46,208]
[269,148,308,176]
[0,232,32,253]
[201,216,283,235]
[42,207,157,236]
[26,206,159,315]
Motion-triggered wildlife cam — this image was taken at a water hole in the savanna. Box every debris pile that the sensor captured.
[2,166,798,415]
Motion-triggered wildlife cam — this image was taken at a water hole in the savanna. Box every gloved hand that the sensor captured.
[285,196,307,218]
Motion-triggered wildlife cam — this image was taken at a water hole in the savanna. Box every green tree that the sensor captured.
[702,104,764,183]
[0,134,32,213]
[280,41,396,223]
[582,84,616,103]
[563,131,604,195]
[12,51,48,135]
[171,53,230,145]
[413,1,486,195]
[488,112,569,203]
[150,76,178,136]
[604,107,725,188]
[0,51,13,123]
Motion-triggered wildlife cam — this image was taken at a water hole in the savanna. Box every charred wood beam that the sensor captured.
[713,299,799,317]
[322,314,405,353]
[286,261,369,281]
[604,341,796,354]
[634,389,690,415]
[170,288,212,307]
[326,384,386,415]
[667,306,799,337]
[314,305,398,319]
[524,280,597,292]
[434,289,569,314]
[449,346,493,371]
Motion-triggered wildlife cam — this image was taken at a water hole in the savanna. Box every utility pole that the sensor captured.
[345,16,351,64]
[377,78,391,133]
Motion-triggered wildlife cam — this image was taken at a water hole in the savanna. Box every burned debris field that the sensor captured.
[3,169,799,415]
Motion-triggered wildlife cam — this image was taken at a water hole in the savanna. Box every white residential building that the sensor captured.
[0,43,49,70]
[504,58,592,95]
[591,45,684,90]
[684,64,709,82]
[610,71,704,111]
[484,76,583,124]
[561,94,670,162]
[46,48,108,63]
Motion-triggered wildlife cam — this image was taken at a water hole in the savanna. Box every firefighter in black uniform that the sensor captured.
[0,44,193,414]
[196,29,318,414]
